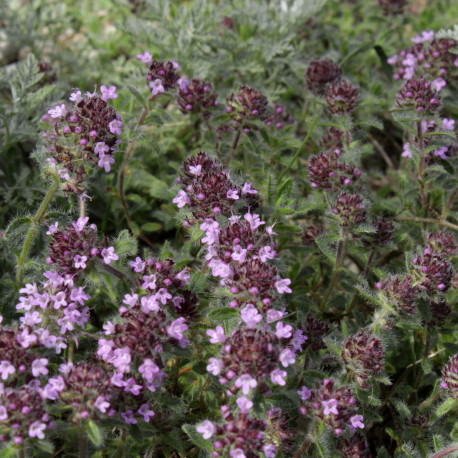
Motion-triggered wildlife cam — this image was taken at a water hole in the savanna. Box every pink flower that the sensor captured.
[138,359,160,382]
[69,89,82,102]
[150,79,165,96]
[241,182,258,195]
[46,222,59,235]
[189,164,202,175]
[0,405,8,421]
[100,85,118,101]
[136,51,153,64]
[270,369,287,386]
[129,257,146,272]
[140,295,159,313]
[138,404,155,422]
[235,374,258,395]
[442,118,455,131]
[94,142,110,156]
[0,361,15,380]
[230,450,247,458]
[173,190,191,208]
[177,77,190,92]
[402,143,412,158]
[28,421,46,439]
[227,189,239,200]
[263,444,277,458]
[31,358,49,377]
[258,246,276,262]
[275,278,292,294]
[123,293,138,307]
[167,317,188,340]
[95,396,110,413]
[72,216,89,232]
[108,119,123,135]
[48,104,67,118]
[98,154,115,172]
[322,398,338,415]
[196,420,216,439]
[207,358,223,376]
[275,322,292,339]
[432,77,446,91]
[240,304,262,328]
[142,274,157,290]
[74,255,87,269]
[236,395,253,413]
[101,247,119,264]
[244,212,265,231]
[350,414,364,429]
[297,386,312,402]
[206,326,225,344]
[279,349,296,367]
[121,410,137,424]
[17,328,37,348]
[231,245,247,264]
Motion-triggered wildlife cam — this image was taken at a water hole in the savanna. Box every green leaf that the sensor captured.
[84,420,102,447]
[113,229,137,257]
[207,307,240,321]
[126,84,145,104]
[182,424,213,452]
[275,224,302,232]
[436,397,458,417]
[0,447,17,458]
[141,222,162,232]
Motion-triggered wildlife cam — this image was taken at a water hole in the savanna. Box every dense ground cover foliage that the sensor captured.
[0,0,458,456]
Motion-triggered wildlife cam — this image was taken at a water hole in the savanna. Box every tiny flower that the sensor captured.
[69,89,82,102]
[136,51,153,64]
[240,304,263,328]
[298,385,312,400]
[270,369,287,386]
[0,405,7,421]
[95,396,110,413]
[142,274,157,290]
[402,143,412,158]
[432,77,446,91]
[350,414,365,429]
[98,154,115,172]
[100,85,118,101]
[121,410,137,424]
[189,164,202,175]
[173,190,191,208]
[275,322,293,339]
[72,216,89,232]
[108,119,123,135]
[150,79,165,95]
[236,395,254,413]
[206,326,225,344]
[138,359,160,382]
[263,444,277,458]
[28,421,46,440]
[177,77,190,92]
[230,450,247,458]
[167,317,188,340]
[235,374,258,395]
[46,222,59,235]
[94,142,110,156]
[275,278,292,294]
[244,212,265,231]
[279,349,296,367]
[0,361,15,380]
[196,420,216,440]
[31,358,49,377]
[241,182,258,195]
[433,146,448,159]
[227,189,239,200]
[101,247,119,264]
[74,255,87,269]
[442,118,455,131]
[322,399,339,415]
[207,358,223,376]
[138,404,155,422]
[48,104,67,118]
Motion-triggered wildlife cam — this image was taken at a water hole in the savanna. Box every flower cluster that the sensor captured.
[196,408,277,458]
[325,79,359,115]
[47,217,118,276]
[0,317,50,383]
[0,383,52,444]
[388,30,457,89]
[341,331,385,388]
[305,58,342,95]
[395,76,441,113]
[308,149,361,190]
[297,378,364,436]
[302,315,330,351]
[426,231,456,257]
[441,354,458,398]
[226,85,269,131]
[97,257,192,405]
[331,191,366,227]
[362,217,394,247]
[265,103,295,129]
[174,152,259,221]
[136,52,181,98]
[16,270,90,345]
[337,433,371,457]
[319,126,345,150]
[44,85,121,194]
[411,250,453,295]
[376,275,419,315]
[176,78,219,119]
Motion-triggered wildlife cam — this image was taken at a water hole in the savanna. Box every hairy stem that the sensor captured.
[79,430,87,458]
[115,428,127,458]
[118,103,157,250]
[320,229,345,313]
[292,437,312,458]
[16,179,60,285]
[431,444,458,458]
[93,258,135,287]
[395,215,458,232]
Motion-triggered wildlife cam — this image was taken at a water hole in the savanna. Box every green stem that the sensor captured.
[16,179,59,285]
[68,340,74,363]
[277,115,319,183]
[320,229,346,313]
[115,429,127,458]
[79,429,87,458]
